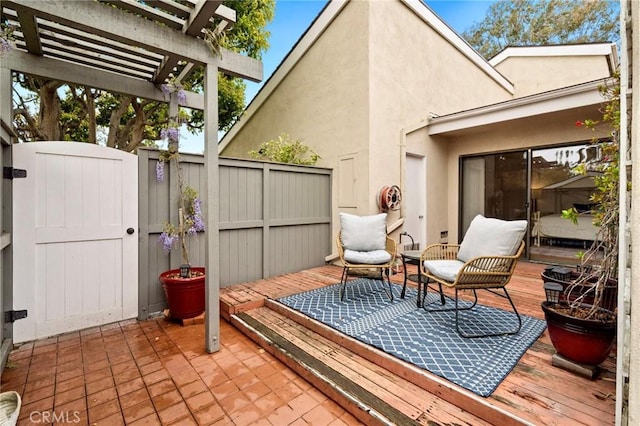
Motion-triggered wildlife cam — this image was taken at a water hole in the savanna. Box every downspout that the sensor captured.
[398,127,408,236]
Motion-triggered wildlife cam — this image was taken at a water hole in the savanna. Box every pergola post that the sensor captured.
[204,61,220,353]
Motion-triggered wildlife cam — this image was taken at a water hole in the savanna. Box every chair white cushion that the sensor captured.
[423,259,465,282]
[339,212,387,251]
[344,249,392,265]
[457,215,527,263]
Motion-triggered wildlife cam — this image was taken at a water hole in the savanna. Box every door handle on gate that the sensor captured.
[127,227,135,235]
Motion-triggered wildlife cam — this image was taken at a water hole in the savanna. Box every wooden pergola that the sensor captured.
[0,0,262,353]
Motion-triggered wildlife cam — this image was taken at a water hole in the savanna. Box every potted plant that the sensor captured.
[540,71,624,368]
[156,81,206,320]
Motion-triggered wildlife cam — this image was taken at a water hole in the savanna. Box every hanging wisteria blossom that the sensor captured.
[156,161,165,182]
[158,231,178,254]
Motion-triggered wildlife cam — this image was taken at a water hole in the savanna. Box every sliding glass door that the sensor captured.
[460,150,528,234]
[460,144,597,263]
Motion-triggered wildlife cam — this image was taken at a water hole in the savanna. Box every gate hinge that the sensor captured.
[4,310,27,323]
[3,167,27,179]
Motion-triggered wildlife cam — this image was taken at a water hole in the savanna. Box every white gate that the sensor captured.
[12,142,138,343]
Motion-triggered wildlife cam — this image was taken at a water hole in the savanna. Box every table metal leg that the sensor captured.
[416,267,422,308]
[400,256,408,299]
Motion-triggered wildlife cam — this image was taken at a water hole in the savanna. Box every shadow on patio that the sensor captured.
[1,262,615,425]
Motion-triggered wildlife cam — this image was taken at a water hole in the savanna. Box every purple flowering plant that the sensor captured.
[156,81,204,271]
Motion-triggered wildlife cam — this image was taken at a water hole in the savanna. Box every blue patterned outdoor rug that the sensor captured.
[277,278,546,397]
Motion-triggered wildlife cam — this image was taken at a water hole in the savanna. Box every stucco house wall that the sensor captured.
[220,0,616,257]
[366,0,513,229]
[492,46,616,97]
[221,0,518,241]
[221,2,371,216]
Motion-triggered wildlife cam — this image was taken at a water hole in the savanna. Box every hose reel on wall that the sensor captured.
[377,185,402,211]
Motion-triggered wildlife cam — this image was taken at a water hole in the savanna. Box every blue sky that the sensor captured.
[184,0,496,153]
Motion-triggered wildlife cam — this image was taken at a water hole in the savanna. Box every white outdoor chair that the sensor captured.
[337,212,397,301]
[420,214,527,338]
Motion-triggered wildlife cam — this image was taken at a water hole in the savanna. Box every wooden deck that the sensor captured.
[220,261,616,426]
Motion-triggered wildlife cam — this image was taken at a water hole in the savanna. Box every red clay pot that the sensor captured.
[159,267,205,320]
[541,301,616,366]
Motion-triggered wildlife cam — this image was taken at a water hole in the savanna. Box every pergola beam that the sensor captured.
[154,56,181,85]
[5,0,261,82]
[14,9,42,55]
[186,0,224,37]
[6,0,209,62]
[143,0,192,19]
[100,0,184,30]
[2,50,204,110]
[6,2,199,65]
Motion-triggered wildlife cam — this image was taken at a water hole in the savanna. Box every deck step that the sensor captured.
[231,303,532,426]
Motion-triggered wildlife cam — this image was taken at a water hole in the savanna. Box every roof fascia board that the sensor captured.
[1,49,205,110]
[218,0,348,152]
[428,80,604,135]
[400,0,514,94]
[490,43,618,67]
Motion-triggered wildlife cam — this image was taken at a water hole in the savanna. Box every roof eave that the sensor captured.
[428,79,607,136]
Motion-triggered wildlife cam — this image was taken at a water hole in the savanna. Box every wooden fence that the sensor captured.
[137,148,332,319]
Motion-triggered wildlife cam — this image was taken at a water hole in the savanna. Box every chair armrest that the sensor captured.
[420,244,460,261]
[455,241,525,287]
[459,254,516,274]
[420,241,524,288]
[336,233,345,261]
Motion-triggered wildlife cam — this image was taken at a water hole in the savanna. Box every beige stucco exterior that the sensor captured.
[220,0,614,252]
[491,45,616,97]
[221,0,517,241]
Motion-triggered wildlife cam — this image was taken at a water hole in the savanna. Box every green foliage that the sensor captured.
[463,0,620,59]
[249,133,321,165]
[179,0,274,133]
[563,71,625,317]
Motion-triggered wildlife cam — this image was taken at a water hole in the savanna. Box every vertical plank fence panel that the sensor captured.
[138,148,332,319]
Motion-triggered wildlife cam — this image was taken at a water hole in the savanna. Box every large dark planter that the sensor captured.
[159,267,205,320]
[541,301,616,365]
